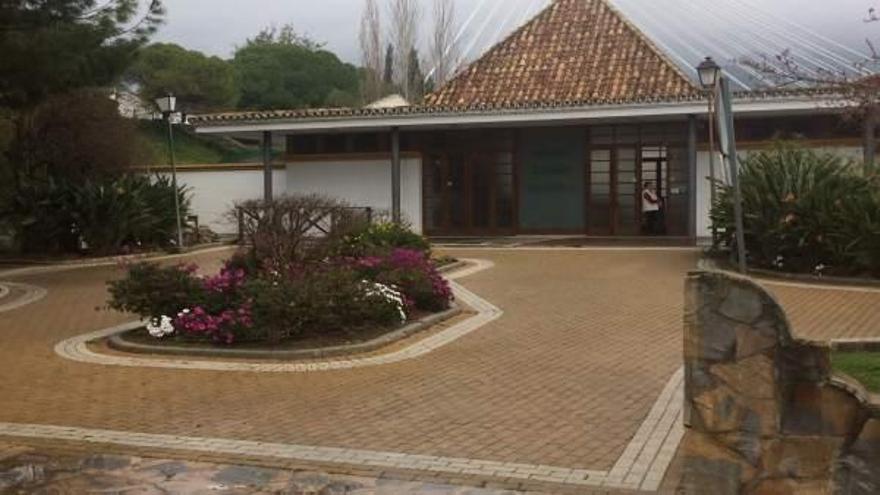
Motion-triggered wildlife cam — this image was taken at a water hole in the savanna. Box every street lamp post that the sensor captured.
[697,57,721,246]
[156,94,185,250]
[696,57,747,274]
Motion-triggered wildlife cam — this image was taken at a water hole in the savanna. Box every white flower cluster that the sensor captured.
[146,315,175,338]
[362,281,407,323]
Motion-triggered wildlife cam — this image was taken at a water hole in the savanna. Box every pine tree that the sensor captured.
[383,44,395,88]
[407,48,425,102]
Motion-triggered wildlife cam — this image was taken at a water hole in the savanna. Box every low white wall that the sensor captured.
[161,168,287,235]
[286,157,423,233]
[695,144,866,238]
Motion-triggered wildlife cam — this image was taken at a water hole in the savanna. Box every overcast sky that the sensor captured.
[153,0,880,89]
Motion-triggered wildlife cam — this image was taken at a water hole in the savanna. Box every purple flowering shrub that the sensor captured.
[109,260,258,344]
[174,264,256,344]
[107,225,450,346]
[352,248,453,312]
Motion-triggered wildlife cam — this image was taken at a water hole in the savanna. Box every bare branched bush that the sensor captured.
[231,195,372,273]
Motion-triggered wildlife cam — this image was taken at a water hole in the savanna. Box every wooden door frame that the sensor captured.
[424,148,517,237]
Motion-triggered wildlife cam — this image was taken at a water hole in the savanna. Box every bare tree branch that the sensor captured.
[388,0,420,100]
[428,0,459,87]
[359,0,384,103]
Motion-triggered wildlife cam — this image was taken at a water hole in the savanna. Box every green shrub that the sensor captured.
[107,262,205,318]
[340,222,431,257]
[247,265,406,342]
[711,144,880,277]
[5,173,190,255]
[352,248,453,312]
[109,259,408,345]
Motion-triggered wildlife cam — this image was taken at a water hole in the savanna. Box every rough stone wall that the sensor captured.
[679,270,880,495]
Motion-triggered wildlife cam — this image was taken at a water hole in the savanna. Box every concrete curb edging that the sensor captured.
[54,259,500,373]
[0,243,230,268]
[106,305,464,360]
[435,259,468,274]
[0,282,48,313]
[699,258,880,352]
[0,245,237,279]
[700,257,880,290]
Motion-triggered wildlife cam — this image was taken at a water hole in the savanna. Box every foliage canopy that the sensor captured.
[232,24,360,110]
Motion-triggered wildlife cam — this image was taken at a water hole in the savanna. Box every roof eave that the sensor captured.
[192,96,840,136]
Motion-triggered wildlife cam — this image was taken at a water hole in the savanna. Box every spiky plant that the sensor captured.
[711,144,880,277]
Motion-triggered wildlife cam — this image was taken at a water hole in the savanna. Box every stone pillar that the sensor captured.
[680,270,880,495]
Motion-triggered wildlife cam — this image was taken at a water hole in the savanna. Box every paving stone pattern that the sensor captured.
[0,248,877,493]
[0,250,693,472]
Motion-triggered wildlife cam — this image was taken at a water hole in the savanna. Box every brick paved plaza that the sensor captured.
[0,247,878,493]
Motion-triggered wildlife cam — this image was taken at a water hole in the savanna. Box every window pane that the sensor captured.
[591,183,611,195]
[591,161,610,173]
[591,150,611,161]
[619,148,636,160]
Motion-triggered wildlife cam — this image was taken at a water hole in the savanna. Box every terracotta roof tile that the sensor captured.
[424,0,699,107]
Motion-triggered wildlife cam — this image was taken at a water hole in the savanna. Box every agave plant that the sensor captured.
[711,144,880,277]
[3,173,190,255]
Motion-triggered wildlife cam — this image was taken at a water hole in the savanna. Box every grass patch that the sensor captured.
[832,352,880,393]
[137,121,264,165]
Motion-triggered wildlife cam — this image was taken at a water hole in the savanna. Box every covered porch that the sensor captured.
[189,94,829,242]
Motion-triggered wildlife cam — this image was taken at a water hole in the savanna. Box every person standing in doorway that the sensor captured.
[642,181,663,235]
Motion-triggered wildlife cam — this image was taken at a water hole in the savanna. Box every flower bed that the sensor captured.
[106,209,454,348]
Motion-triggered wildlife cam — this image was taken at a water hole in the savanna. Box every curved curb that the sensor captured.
[106,305,464,360]
[699,259,880,352]
[54,259,500,373]
[699,258,880,293]
[0,245,237,279]
[0,282,48,313]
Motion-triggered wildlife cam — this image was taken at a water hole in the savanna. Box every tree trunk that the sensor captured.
[864,110,877,176]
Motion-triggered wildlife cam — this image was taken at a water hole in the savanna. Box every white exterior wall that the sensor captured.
[695,144,865,239]
[286,157,423,233]
[161,169,287,235]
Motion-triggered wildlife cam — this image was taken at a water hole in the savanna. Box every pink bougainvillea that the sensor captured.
[174,304,253,345]
[202,266,247,294]
[345,248,453,312]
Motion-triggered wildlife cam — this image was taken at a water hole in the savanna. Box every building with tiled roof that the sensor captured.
[424,0,698,108]
[185,0,857,240]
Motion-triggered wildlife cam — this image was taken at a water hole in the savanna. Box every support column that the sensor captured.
[687,115,698,241]
[391,127,402,224]
[262,131,273,202]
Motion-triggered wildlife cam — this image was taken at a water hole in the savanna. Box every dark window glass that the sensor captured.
[324,134,347,153]
[287,135,319,154]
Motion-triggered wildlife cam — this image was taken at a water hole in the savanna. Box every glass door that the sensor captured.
[424,151,516,235]
[615,148,639,236]
[587,149,612,234]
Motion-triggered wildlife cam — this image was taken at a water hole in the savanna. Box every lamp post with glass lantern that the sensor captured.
[697,57,721,245]
[156,94,184,250]
[697,57,747,273]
